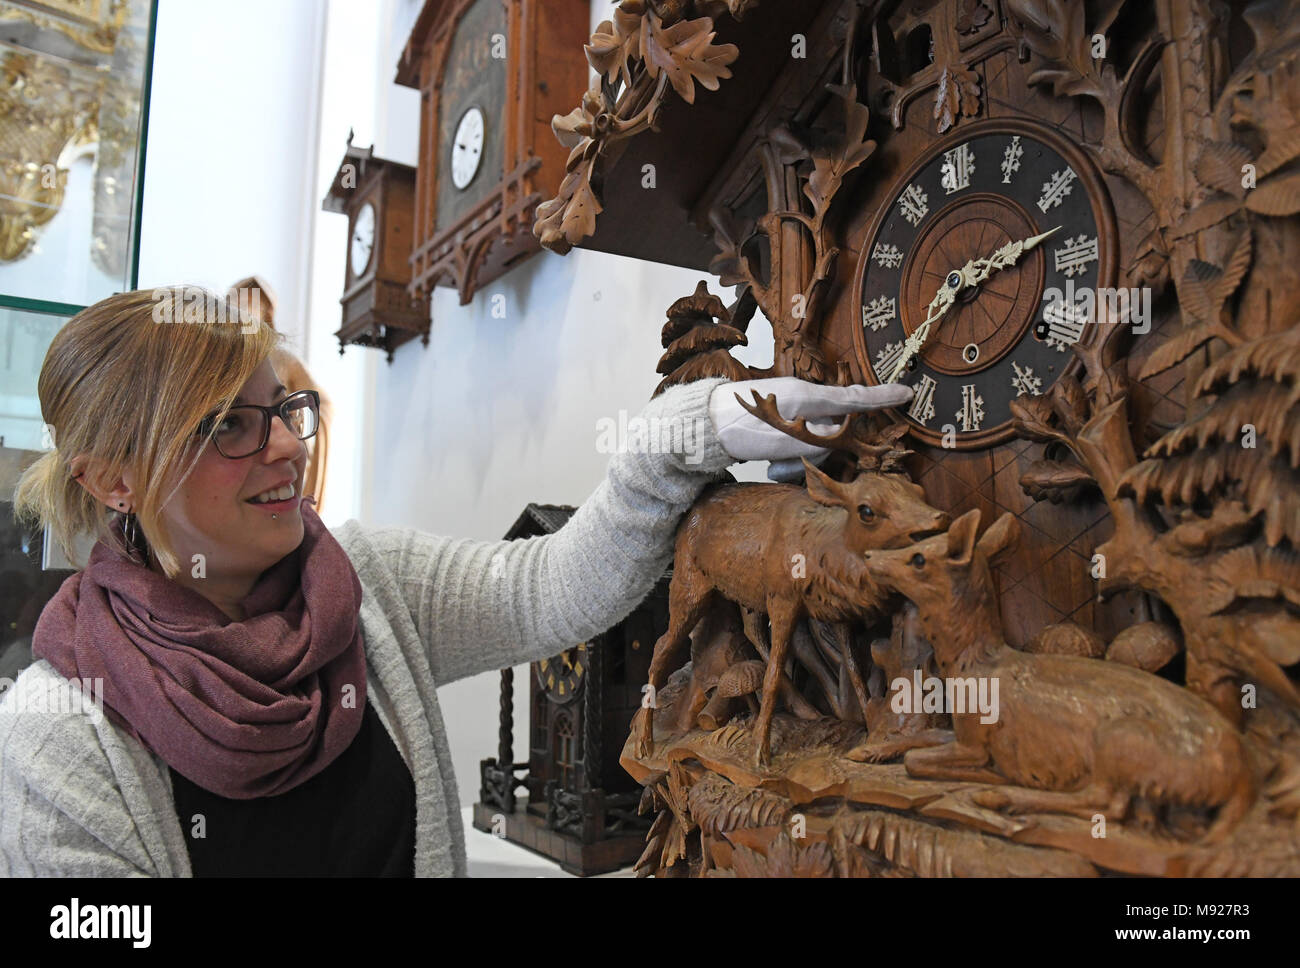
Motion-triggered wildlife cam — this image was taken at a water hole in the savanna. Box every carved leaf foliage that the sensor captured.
[1193,139,1253,198]
[1138,324,1223,380]
[642,12,738,105]
[1020,460,1096,502]
[1255,126,1300,179]
[1121,445,1300,547]
[587,11,644,90]
[1209,546,1300,617]
[1245,170,1300,217]
[532,158,602,255]
[804,83,877,218]
[956,0,994,34]
[1006,0,1115,101]
[1147,380,1300,466]
[1170,198,1244,241]
[1165,501,1260,557]
[1195,324,1300,396]
[732,832,836,878]
[1050,373,1088,436]
[1128,227,1170,291]
[686,773,790,838]
[933,66,982,133]
[1010,394,1070,445]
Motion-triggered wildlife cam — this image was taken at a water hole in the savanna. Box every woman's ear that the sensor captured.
[70,454,137,512]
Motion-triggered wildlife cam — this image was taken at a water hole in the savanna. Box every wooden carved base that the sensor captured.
[621,697,1299,878]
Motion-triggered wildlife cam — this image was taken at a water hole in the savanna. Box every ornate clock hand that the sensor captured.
[882,226,1060,384]
[886,280,959,383]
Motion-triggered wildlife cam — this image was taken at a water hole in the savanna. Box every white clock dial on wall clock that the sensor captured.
[350,201,375,275]
[451,105,485,190]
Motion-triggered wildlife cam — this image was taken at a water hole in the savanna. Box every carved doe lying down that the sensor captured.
[861,509,1255,844]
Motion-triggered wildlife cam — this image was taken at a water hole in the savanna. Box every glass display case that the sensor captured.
[0,0,157,679]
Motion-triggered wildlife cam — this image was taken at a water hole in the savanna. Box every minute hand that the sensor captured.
[962,225,1060,287]
[883,225,1060,384]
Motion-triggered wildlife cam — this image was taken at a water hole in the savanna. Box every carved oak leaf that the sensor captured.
[550,85,607,149]
[956,0,993,34]
[933,66,981,133]
[642,13,738,106]
[1009,394,1070,445]
[587,14,642,89]
[532,158,602,254]
[804,83,877,215]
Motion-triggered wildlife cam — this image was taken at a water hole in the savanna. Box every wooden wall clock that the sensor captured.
[321,135,430,361]
[396,0,589,307]
[530,0,1300,877]
[473,503,659,876]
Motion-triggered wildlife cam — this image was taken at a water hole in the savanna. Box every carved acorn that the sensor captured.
[1106,622,1181,673]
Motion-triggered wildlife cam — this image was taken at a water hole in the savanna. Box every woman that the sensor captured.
[0,285,909,877]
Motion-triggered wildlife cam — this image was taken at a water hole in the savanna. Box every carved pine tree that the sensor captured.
[652,279,753,397]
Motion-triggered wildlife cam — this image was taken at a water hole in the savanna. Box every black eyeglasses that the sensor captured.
[195,389,321,459]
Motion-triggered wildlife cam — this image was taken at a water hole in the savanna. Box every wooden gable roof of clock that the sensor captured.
[394,0,589,305]
[321,136,416,214]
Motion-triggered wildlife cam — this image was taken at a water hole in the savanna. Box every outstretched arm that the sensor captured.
[342,378,733,685]
[340,376,913,685]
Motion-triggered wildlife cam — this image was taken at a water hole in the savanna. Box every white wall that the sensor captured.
[136,0,327,356]
[342,0,774,807]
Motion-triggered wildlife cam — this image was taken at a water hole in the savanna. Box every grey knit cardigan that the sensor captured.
[0,376,734,877]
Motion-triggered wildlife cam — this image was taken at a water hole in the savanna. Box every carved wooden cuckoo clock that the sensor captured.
[321,135,430,361]
[531,0,1300,878]
[395,0,589,308]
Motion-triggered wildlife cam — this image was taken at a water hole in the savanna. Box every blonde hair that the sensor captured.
[13,285,282,578]
[228,275,332,510]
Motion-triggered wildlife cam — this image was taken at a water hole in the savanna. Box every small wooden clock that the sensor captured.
[395,0,589,306]
[472,502,660,876]
[321,134,430,361]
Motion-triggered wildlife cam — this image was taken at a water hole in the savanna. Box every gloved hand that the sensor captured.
[708,377,914,482]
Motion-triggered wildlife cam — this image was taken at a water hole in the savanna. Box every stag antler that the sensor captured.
[736,389,912,473]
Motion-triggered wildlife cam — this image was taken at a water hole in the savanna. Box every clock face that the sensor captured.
[853,119,1115,448]
[535,642,587,703]
[451,106,485,190]
[350,201,375,276]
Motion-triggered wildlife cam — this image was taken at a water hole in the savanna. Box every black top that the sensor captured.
[169,701,417,877]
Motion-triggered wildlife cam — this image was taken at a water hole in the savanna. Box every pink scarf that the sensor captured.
[32,503,368,799]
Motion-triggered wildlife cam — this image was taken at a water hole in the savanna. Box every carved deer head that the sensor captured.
[860,510,1020,665]
[801,457,952,555]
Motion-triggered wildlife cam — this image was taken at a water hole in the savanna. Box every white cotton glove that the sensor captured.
[708,377,914,482]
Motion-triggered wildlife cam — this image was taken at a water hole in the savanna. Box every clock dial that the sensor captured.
[451,106,485,190]
[853,120,1115,448]
[535,642,588,703]
[350,201,375,276]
